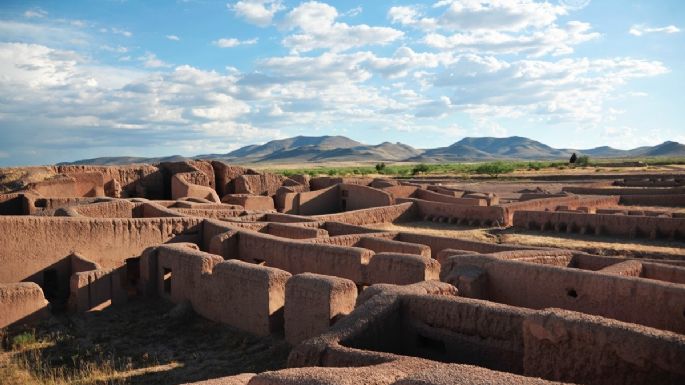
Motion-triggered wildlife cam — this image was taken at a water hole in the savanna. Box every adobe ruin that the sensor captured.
[1,161,684,385]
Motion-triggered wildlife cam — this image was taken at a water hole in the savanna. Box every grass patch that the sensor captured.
[0,300,290,385]
[266,160,569,178]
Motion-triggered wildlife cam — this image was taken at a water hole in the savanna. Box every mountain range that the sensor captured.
[59,136,685,165]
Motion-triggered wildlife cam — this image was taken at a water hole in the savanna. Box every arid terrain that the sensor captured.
[1,160,685,385]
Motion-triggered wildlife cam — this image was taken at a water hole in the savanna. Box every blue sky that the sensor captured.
[0,0,683,165]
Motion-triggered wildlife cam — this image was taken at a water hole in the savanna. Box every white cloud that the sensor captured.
[343,6,363,18]
[213,37,258,48]
[388,6,437,30]
[229,0,284,27]
[111,27,133,37]
[629,24,680,36]
[433,55,668,123]
[139,52,170,68]
[281,1,403,53]
[433,0,566,32]
[390,1,594,58]
[166,34,180,41]
[0,20,90,47]
[0,42,281,163]
[424,21,599,57]
[24,8,48,18]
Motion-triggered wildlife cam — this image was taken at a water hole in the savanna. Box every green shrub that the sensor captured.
[576,155,590,167]
[375,163,386,173]
[11,331,36,350]
[412,163,430,175]
[474,162,515,177]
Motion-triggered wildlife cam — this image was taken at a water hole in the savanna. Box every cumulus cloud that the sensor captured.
[166,34,180,41]
[0,42,281,164]
[213,37,258,48]
[433,0,566,32]
[389,0,595,57]
[424,21,599,56]
[24,8,48,18]
[110,27,133,37]
[629,24,680,36]
[281,1,403,53]
[139,52,170,68]
[229,0,284,27]
[433,55,668,122]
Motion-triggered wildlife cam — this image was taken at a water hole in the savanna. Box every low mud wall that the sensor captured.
[396,233,539,259]
[513,210,685,240]
[398,198,507,226]
[340,184,393,211]
[0,282,50,328]
[237,231,373,283]
[155,244,290,336]
[415,189,485,206]
[312,203,416,225]
[523,308,685,385]
[563,186,685,195]
[0,217,203,289]
[441,254,685,333]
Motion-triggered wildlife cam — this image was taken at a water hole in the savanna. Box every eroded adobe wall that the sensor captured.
[415,189,486,206]
[265,223,327,239]
[398,198,507,226]
[340,184,393,211]
[284,273,357,345]
[310,177,372,191]
[155,244,291,336]
[442,254,685,333]
[71,200,136,218]
[367,253,440,285]
[211,162,255,197]
[382,185,419,200]
[312,202,417,225]
[563,186,685,195]
[234,173,287,196]
[400,294,534,373]
[171,173,221,202]
[57,164,164,199]
[396,233,545,259]
[237,231,373,283]
[296,185,341,215]
[0,216,203,287]
[0,282,50,328]
[620,194,685,207]
[513,210,685,240]
[523,308,685,385]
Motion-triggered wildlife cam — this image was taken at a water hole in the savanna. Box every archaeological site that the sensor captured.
[1,160,684,385]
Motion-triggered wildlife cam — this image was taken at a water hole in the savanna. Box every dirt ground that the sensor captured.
[0,300,290,385]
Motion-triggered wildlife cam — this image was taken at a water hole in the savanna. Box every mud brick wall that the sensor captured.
[396,232,538,258]
[523,308,685,385]
[0,282,50,328]
[415,189,485,206]
[285,273,357,345]
[367,253,440,285]
[397,198,507,226]
[72,200,136,218]
[340,183,394,211]
[155,244,290,336]
[563,186,685,195]
[312,202,417,225]
[619,194,685,207]
[513,210,685,240]
[0,216,203,286]
[441,254,685,334]
[238,231,373,283]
